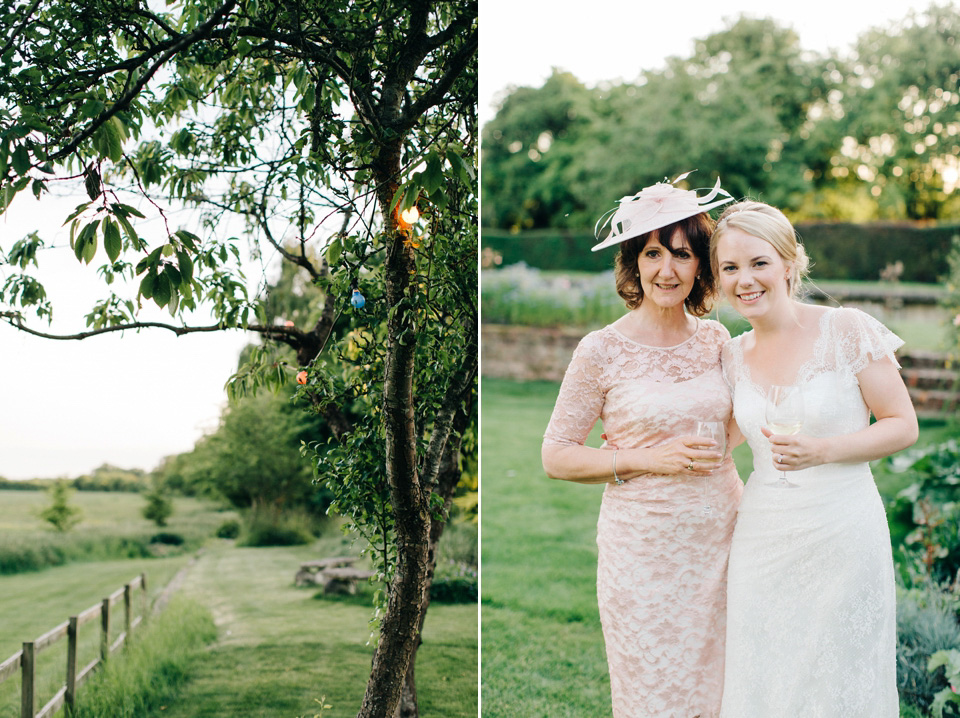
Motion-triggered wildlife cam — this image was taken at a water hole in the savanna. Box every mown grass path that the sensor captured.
[149,540,477,717]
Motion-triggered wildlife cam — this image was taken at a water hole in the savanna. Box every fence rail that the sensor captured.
[1,573,147,718]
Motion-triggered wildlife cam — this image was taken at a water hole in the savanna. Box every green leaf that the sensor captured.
[113,203,146,219]
[177,250,194,282]
[63,202,92,226]
[389,182,409,216]
[326,237,342,266]
[153,272,171,308]
[81,222,100,264]
[11,144,30,175]
[163,263,182,287]
[135,246,163,275]
[139,272,155,299]
[103,218,122,262]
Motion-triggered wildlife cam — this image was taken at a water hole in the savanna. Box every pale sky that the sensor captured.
[480,0,947,127]
[0,191,258,479]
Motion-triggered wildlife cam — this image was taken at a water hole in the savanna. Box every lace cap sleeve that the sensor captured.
[832,307,905,375]
[543,330,606,447]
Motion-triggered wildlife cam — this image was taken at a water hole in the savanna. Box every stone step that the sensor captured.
[900,350,955,370]
[901,368,959,391]
[906,387,959,414]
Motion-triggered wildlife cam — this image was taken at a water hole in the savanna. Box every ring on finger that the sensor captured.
[687,461,695,470]
[775,453,782,463]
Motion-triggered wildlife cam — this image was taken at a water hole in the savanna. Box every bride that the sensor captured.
[710,201,918,716]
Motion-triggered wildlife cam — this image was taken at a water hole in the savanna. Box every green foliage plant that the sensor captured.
[898,584,960,716]
[215,518,241,539]
[239,504,315,546]
[39,480,82,532]
[142,486,174,526]
[890,440,960,586]
[929,649,960,717]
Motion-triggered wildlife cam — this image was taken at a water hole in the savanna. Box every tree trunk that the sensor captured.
[357,146,430,715]
[395,401,472,718]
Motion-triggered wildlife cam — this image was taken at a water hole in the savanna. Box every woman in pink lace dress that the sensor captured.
[542,174,744,718]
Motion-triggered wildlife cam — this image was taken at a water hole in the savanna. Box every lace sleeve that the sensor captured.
[543,331,606,447]
[720,335,739,389]
[833,307,905,375]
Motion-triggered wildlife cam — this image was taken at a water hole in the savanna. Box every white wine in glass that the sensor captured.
[695,421,726,515]
[764,385,805,488]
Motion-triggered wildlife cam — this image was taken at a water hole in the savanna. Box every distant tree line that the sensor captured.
[482,7,960,230]
[0,464,148,491]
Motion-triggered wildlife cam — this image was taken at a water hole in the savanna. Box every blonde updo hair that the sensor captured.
[710,200,810,297]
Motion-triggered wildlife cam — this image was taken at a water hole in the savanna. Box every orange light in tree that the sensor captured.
[296,370,308,385]
[399,206,420,226]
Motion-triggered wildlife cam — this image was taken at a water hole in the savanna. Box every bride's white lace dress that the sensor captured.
[719,307,901,717]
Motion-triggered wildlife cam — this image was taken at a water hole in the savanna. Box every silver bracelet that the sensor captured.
[613,450,623,485]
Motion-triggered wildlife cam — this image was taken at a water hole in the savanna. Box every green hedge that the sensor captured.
[482,222,960,283]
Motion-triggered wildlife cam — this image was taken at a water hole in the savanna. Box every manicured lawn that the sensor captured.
[480,378,610,716]
[149,535,477,718]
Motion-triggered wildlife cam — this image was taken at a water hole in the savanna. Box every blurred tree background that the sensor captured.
[482,7,960,232]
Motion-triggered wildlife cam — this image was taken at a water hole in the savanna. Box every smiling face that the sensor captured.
[636,229,700,310]
[715,228,792,319]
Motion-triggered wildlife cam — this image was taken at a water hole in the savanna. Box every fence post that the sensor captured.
[20,641,34,718]
[141,572,148,619]
[66,616,78,709]
[100,598,110,663]
[124,582,132,640]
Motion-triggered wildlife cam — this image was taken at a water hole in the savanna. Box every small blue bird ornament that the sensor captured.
[350,288,365,309]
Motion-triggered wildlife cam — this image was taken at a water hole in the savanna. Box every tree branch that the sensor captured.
[403,27,477,127]
[50,0,239,162]
[420,321,477,493]
[0,311,302,344]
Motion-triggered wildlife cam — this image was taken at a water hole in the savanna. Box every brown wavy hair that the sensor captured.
[613,212,716,317]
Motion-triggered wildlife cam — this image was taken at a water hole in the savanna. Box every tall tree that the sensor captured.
[0,1,477,716]
[827,5,960,219]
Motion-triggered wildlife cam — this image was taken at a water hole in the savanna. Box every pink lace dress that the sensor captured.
[543,318,743,718]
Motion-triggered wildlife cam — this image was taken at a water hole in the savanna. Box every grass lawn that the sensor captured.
[148,533,477,718]
[481,378,610,716]
[480,377,955,716]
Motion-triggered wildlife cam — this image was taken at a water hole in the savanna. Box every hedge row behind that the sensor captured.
[482,222,960,283]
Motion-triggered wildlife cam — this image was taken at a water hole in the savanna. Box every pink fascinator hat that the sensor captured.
[592,171,734,251]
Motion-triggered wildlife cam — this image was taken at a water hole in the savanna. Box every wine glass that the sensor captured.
[695,420,726,516]
[764,385,805,488]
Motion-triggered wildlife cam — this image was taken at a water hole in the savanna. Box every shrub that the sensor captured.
[216,519,241,539]
[430,576,477,604]
[897,585,960,715]
[142,487,174,526]
[71,597,217,717]
[889,439,960,586]
[40,480,82,532]
[240,506,315,547]
[149,532,185,546]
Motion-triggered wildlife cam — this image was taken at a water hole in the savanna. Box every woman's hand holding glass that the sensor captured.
[763,385,805,488]
[647,435,723,476]
[695,421,727,516]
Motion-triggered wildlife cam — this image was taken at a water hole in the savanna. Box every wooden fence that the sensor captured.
[0,573,147,718]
